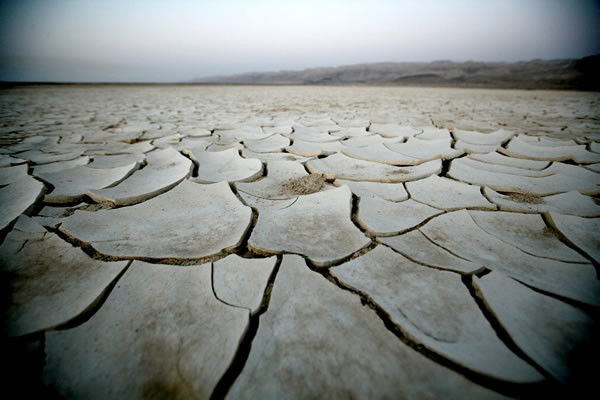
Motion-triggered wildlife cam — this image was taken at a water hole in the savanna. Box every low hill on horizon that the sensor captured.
[192,55,599,90]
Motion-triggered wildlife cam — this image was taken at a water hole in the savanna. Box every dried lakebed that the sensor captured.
[1,85,599,399]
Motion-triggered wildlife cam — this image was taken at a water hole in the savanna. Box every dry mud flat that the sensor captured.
[1,85,599,399]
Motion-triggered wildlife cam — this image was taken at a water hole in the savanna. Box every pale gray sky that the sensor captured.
[1,0,599,82]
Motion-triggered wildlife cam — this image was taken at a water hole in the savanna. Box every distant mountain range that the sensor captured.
[192,55,599,90]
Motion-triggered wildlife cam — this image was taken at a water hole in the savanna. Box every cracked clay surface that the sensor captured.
[1,85,599,399]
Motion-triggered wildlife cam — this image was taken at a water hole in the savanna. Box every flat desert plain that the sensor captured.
[1,85,599,399]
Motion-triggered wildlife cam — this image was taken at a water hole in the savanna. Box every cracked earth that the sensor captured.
[1,85,599,399]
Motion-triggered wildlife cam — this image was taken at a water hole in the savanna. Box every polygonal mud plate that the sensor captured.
[248,185,370,266]
[385,137,463,162]
[380,231,482,274]
[332,246,542,383]
[186,148,262,183]
[43,261,249,400]
[448,157,600,196]
[468,151,550,170]
[307,153,441,183]
[406,175,494,210]
[474,270,597,384]
[454,141,500,154]
[357,197,443,236]
[228,255,506,399]
[236,161,330,199]
[333,179,408,201]
[244,134,290,153]
[1,218,128,337]
[460,157,553,177]
[38,162,140,204]
[501,137,600,163]
[420,210,600,306]
[213,254,277,314]
[545,212,599,263]
[469,210,588,263]
[0,176,45,230]
[88,147,193,206]
[286,138,345,157]
[483,188,600,217]
[453,128,515,145]
[241,148,312,163]
[32,157,91,174]
[0,164,29,185]
[61,180,252,260]
[369,124,422,139]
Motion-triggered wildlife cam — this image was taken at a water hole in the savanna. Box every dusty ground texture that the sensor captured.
[1,85,599,399]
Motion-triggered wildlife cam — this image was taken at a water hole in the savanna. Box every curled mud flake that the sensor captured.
[280,174,327,196]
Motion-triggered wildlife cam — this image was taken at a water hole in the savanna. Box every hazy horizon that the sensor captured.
[1,0,599,82]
